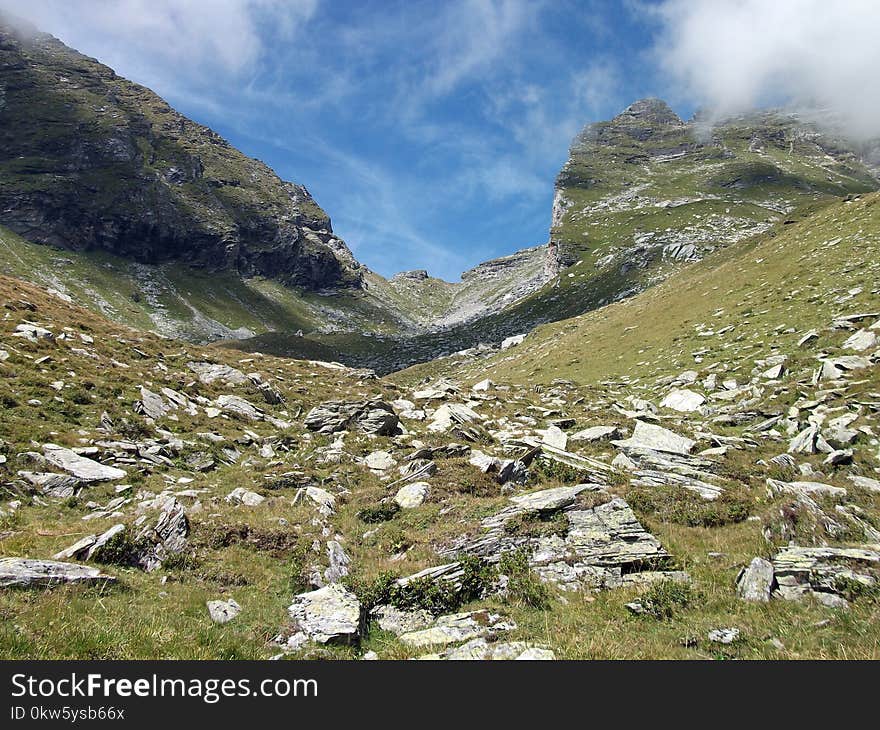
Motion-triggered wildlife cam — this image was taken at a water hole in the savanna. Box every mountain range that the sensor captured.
[3,15,880,661]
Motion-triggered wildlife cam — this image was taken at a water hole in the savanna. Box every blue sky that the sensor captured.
[3,1,878,280]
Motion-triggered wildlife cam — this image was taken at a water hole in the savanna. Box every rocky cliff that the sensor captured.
[0,17,359,289]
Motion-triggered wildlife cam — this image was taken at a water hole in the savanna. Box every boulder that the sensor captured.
[225,488,265,507]
[570,425,619,443]
[287,583,364,645]
[736,557,775,602]
[207,599,242,624]
[541,425,568,450]
[304,399,399,436]
[398,610,516,648]
[394,482,430,509]
[365,450,396,471]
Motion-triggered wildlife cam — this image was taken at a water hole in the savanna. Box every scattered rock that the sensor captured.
[0,558,115,588]
[736,557,775,602]
[660,389,705,412]
[394,482,430,509]
[42,444,126,483]
[613,420,695,455]
[286,583,364,645]
[207,598,241,624]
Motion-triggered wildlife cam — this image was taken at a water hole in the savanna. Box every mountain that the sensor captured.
[2,192,880,660]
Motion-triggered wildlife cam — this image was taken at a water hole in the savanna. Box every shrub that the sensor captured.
[357,501,400,524]
[637,580,698,620]
[498,549,550,609]
[627,485,752,527]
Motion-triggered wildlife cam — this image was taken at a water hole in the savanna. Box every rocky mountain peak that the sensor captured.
[614,97,683,127]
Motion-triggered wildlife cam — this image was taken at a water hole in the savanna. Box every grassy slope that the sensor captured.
[396,192,879,387]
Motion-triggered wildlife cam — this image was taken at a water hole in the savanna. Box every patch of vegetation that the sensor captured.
[498,549,551,609]
[357,501,400,524]
[627,485,752,527]
[832,575,880,603]
[503,509,569,538]
[636,580,700,620]
[351,554,494,615]
[92,530,148,567]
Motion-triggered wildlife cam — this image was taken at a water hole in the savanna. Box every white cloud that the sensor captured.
[653,0,880,139]
[0,0,316,80]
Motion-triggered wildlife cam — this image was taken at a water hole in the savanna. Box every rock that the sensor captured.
[185,452,215,472]
[708,628,740,644]
[365,450,396,471]
[12,323,54,342]
[42,444,126,483]
[823,449,853,466]
[570,425,619,443]
[441,638,555,660]
[815,592,850,609]
[398,610,516,648]
[135,498,189,571]
[469,450,501,473]
[471,379,494,392]
[187,361,248,385]
[398,459,437,479]
[0,557,115,588]
[394,482,430,509]
[53,534,97,561]
[507,484,590,513]
[613,420,695,455]
[207,598,242,624]
[136,387,169,421]
[501,334,526,350]
[848,475,880,493]
[660,389,705,412]
[286,583,364,645]
[304,399,399,436]
[324,540,351,585]
[428,403,480,433]
[215,394,264,421]
[294,486,336,516]
[541,425,568,450]
[788,425,832,454]
[767,479,847,499]
[772,545,880,603]
[371,604,435,635]
[18,471,81,498]
[361,651,379,660]
[85,524,126,561]
[736,557,775,602]
[842,329,878,352]
[225,488,265,507]
[762,363,786,379]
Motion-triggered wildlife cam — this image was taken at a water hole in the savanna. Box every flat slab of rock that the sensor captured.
[42,444,126,483]
[398,610,515,648]
[187,361,247,385]
[371,604,435,635]
[425,638,555,660]
[365,450,396,471]
[570,425,619,443]
[772,545,879,603]
[767,479,847,498]
[0,558,115,588]
[225,488,265,507]
[541,425,569,450]
[613,420,695,455]
[287,583,364,645]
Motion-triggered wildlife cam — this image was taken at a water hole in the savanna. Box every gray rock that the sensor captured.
[323,540,351,585]
[225,487,265,507]
[187,361,247,385]
[136,387,169,421]
[394,482,430,509]
[287,583,364,645]
[848,475,880,493]
[305,399,399,436]
[0,557,115,588]
[772,545,879,603]
[767,479,847,498]
[18,471,81,497]
[708,627,740,644]
[541,425,569,450]
[842,329,878,352]
[42,444,126,483]
[365,450,396,471]
[660,389,706,412]
[736,557,775,602]
[570,425,620,443]
[613,420,695,455]
[85,524,126,561]
[398,610,516,648]
[371,604,435,635]
[207,598,242,624]
[215,394,264,421]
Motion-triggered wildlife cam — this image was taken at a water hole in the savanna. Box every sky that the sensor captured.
[1,1,879,280]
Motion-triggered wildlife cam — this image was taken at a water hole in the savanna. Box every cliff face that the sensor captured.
[0,18,359,289]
